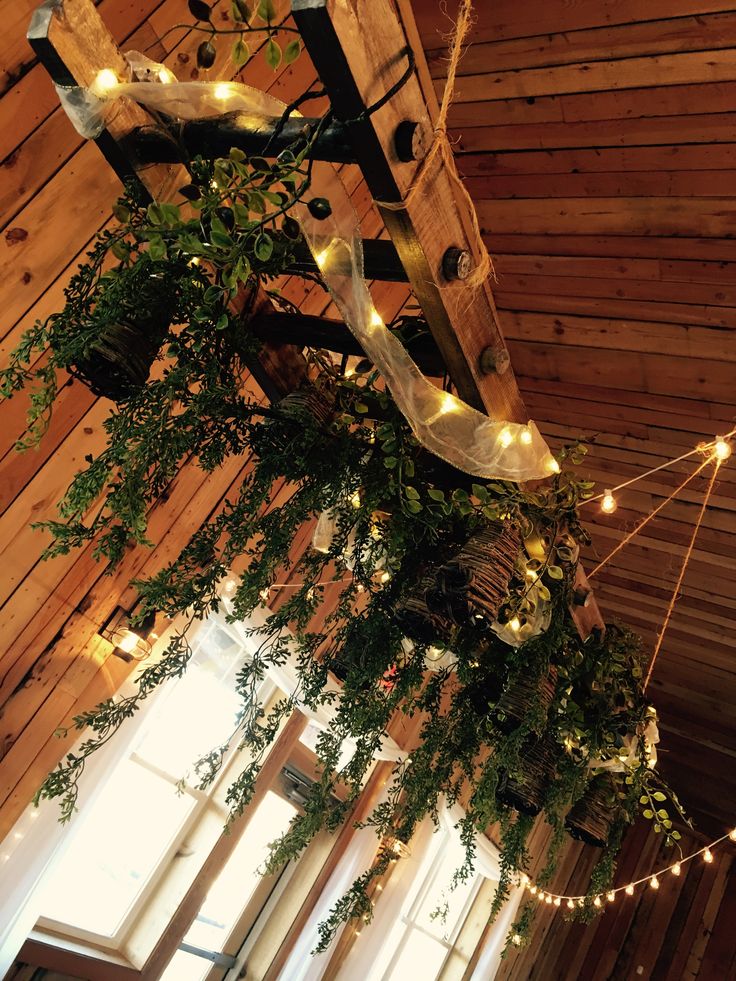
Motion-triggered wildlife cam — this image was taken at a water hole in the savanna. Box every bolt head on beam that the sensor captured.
[442,247,473,282]
[479,346,511,376]
[394,120,427,162]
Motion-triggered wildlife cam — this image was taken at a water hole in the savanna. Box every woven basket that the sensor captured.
[70,318,169,401]
[275,385,335,427]
[565,774,618,848]
[395,522,521,644]
[494,666,558,734]
[497,734,558,816]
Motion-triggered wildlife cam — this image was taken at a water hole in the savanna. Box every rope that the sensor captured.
[376,0,494,291]
[588,457,711,580]
[643,458,721,691]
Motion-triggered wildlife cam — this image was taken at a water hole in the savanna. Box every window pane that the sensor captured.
[414,838,477,940]
[160,949,215,981]
[183,790,297,952]
[39,759,195,937]
[387,928,448,981]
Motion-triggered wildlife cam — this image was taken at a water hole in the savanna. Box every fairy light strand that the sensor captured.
[520,828,736,904]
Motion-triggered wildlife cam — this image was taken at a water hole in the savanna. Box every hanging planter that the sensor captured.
[275,384,336,428]
[494,666,558,735]
[565,774,619,848]
[395,522,521,644]
[497,734,558,816]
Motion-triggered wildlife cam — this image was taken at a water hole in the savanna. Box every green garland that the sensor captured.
[1,147,689,954]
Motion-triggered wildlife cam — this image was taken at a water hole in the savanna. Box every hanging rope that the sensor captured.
[377,0,494,291]
[588,457,711,580]
[643,458,721,690]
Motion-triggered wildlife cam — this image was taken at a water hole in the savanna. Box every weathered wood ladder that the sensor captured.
[27,0,602,638]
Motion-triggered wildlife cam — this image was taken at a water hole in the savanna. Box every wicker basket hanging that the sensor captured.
[497,733,558,816]
[275,385,336,427]
[565,774,618,848]
[494,666,558,735]
[395,522,521,644]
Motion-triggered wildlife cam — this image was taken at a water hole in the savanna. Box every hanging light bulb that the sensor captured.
[498,427,514,448]
[671,863,681,876]
[625,884,635,896]
[547,457,561,474]
[222,577,238,598]
[593,896,602,908]
[350,491,361,509]
[91,68,119,96]
[607,891,616,903]
[567,899,575,910]
[214,82,233,100]
[553,897,561,907]
[545,894,553,905]
[512,934,522,946]
[259,587,271,602]
[650,875,660,890]
[520,426,533,446]
[703,848,713,863]
[730,828,736,841]
[713,437,732,461]
[530,885,537,895]
[601,489,617,514]
[439,391,457,415]
[369,309,383,329]
[508,616,521,633]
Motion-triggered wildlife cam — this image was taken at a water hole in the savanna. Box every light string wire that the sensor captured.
[376,0,494,291]
[520,828,736,906]
[580,427,736,506]
[587,456,712,580]
[643,458,720,691]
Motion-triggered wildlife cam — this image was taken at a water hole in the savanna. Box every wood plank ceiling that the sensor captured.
[414,0,736,838]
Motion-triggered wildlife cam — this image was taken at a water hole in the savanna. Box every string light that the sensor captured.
[498,428,514,448]
[518,828,734,910]
[350,491,361,509]
[508,616,521,632]
[512,933,522,946]
[91,68,119,96]
[600,489,617,514]
[369,309,383,329]
[714,437,732,461]
[439,391,457,415]
[520,427,533,446]
[547,458,561,474]
[214,82,233,100]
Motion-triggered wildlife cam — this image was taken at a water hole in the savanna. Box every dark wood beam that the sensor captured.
[288,238,407,282]
[126,113,356,165]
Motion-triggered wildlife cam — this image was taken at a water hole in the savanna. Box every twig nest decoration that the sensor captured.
[565,774,618,848]
[494,666,558,735]
[275,385,335,428]
[497,734,558,816]
[492,578,552,648]
[395,522,521,643]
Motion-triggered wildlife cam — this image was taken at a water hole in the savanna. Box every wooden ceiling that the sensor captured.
[414,0,736,837]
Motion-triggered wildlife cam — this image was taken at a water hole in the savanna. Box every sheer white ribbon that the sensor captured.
[54,53,558,482]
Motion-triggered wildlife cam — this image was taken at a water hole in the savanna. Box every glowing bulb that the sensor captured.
[577,899,585,908]
[222,577,238,598]
[672,863,681,876]
[704,848,713,863]
[344,366,355,378]
[625,884,634,896]
[554,897,561,907]
[520,427,533,446]
[730,828,736,841]
[714,437,732,461]
[547,457,560,474]
[158,66,176,84]
[521,874,529,886]
[607,891,615,903]
[13,832,23,840]
[375,883,383,892]
[92,68,119,95]
[380,571,391,584]
[567,899,574,910]
[355,928,362,936]
[593,896,602,908]
[545,894,553,904]
[650,876,659,890]
[508,616,521,632]
[116,629,142,654]
[369,309,383,329]
[314,246,332,268]
[512,934,522,946]
[214,82,232,100]
[498,428,514,448]
[306,587,315,601]
[530,885,537,895]
[356,583,365,593]
[350,491,361,509]
[537,892,545,903]
[601,489,617,514]
[439,391,457,415]
[259,587,270,602]
[189,256,201,266]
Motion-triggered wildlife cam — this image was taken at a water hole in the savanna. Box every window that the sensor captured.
[366,828,482,981]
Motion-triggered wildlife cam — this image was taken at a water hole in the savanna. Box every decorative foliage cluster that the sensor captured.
[182,0,301,72]
[1,139,687,955]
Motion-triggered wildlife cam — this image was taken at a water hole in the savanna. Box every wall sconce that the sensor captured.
[103,607,157,662]
[384,836,411,861]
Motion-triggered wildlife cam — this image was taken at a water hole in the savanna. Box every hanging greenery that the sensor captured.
[0,135,688,953]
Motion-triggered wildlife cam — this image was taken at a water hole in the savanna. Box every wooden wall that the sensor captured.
[496,820,736,981]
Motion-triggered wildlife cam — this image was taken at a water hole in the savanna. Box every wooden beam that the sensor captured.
[292,0,527,420]
[289,237,407,282]
[126,113,357,165]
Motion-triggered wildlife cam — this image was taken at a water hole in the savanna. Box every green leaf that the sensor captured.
[265,37,281,70]
[112,203,130,223]
[428,489,445,503]
[354,402,369,414]
[672,831,681,840]
[146,203,164,225]
[232,38,249,68]
[284,38,301,64]
[547,564,564,580]
[653,791,666,802]
[383,457,397,469]
[231,0,250,21]
[642,809,654,819]
[404,486,420,501]
[657,809,668,819]
[257,0,276,20]
[147,236,166,261]
[215,313,229,330]
[254,234,273,261]
[403,459,414,478]
[406,499,422,513]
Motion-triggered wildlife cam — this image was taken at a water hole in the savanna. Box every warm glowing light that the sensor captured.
[554,897,561,907]
[222,577,238,598]
[350,491,361,509]
[259,587,270,602]
[607,891,616,903]
[380,571,391,584]
[545,894,553,905]
[512,934,522,947]
[537,892,545,903]
[369,308,383,329]
[439,391,457,415]
[498,427,514,448]
[158,67,176,84]
[704,848,713,863]
[116,628,141,654]
[214,82,233,100]
[714,437,732,461]
[601,489,617,514]
[356,583,365,593]
[521,874,529,886]
[92,68,119,95]
[508,616,521,632]
[189,256,201,266]
[344,366,355,378]
[306,587,315,601]
[314,246,332,268]
[625,884,635,896]
[375,883,383,892]
[520,426,533,446]
[650,876,659,890]
[355,929,362,936]
[593,896,602,908]
[530,885,538,895]
[13,832,23,840]
[547,457,561,474]
[730,828,736,841]
[567,899,574,910]
[672,863,681,876]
